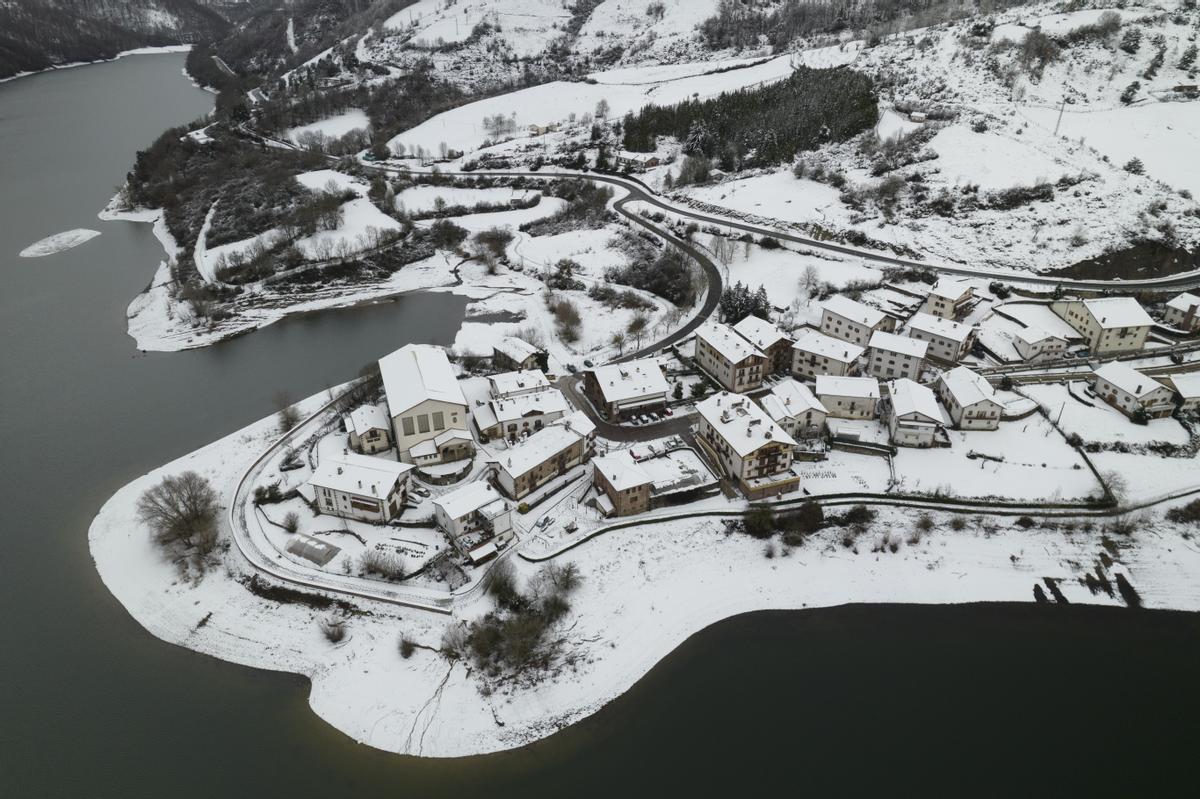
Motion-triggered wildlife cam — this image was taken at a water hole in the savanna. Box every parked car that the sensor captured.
[663,407,674,416]
[412,486,430,498]
[566,363,578,373]
[583,359,594,368]
[536,516,555,530]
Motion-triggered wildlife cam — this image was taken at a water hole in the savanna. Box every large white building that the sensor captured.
[474,387,570,441]
[1052,297,1154,355]
[905,312,975,363]
[695,392,799,500]
[758,378,827,439]
[583,358,670,420]
[732,315,793,374]
[819,295,896,346]
[495,424,589,499]
[308,451,413,524]
[885,378,947,448]
[380,344,470,463]
[791,327,864,379]
[936,366,1003,430]
[694,322,767,392]
[921,279,973,319]
[815,376,880,419]
[866,330,927,380]
[1091,362,1175,419]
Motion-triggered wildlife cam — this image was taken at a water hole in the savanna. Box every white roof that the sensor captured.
[929,278,972,301]
[906,312,973,343]
[695,392,797,457]
[697,322,765,364]
[309,451,413,498]
[822,295,886,327]
[410,428,472,458]
[938,366,999,409]
[555,409,596,438]
[1015,326,1064,346]
[489,369,550,397]
[346,402,389,436]
[589,358,670,404]
[379,344,466,416]
[484,388,569,427]
[434,480,506,521]
[732,315,791,351]
[1093,361,1166,398]
[493,336,540,362]
[1082,297,1154,329]
[869,330,928,359]
[791,327,865,363]
[888,378,945,424]
[593,451,653,491]
[499,424,581,478]
[1171,372,1200,399]
[816,375,880,400]
[761,378,826,423]
[1166,292,1200,314]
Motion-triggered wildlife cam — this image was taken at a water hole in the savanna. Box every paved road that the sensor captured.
[556,373,694,442]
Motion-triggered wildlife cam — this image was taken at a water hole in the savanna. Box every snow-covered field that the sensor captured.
[286,108,370,143]
[18,228,100,257]
[394,185,538,215]
[1023,382,1191,446]
[925,125,1072,190]
[89,388,1200,757]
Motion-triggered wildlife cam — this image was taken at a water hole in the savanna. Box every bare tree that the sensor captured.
[610,330,627,354]
[799,264,821,297]
[136,471,219,553]
[595,98,610,119]
[275,391,300,433]
[627,313,649,347]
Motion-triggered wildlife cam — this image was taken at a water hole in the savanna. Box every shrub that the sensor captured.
[763,541,777,559]
[282,512,299,533]
[399,636,417,659]
[429,218,468,249]
[843,504,876,526]
[949,516,968,532]
[916,512,935,532]
[517,502,531,514]
[1120,81,1141,105]
[321,618,346,643]
[254,483,284,505]
[689,381,707,398]
[1015,516,1036,529]
[1123,157,1145,175]
[781,501,824,535]
[1165,498,1200,524]
[360,548,406,580]
[487,560,524,611]
[744,505,776,539]
[1119,27,1141,54]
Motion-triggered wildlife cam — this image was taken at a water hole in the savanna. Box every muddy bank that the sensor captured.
[1047,241,1199,281]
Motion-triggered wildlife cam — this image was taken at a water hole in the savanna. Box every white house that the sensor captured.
[905,312,975,363]
[380,344,470,463]
[758,378,827,439]
[495,424,588,500]
[819,295,896,346]
[492,337,544,371]
[432,481,514,545]
[694,322,767,392]
[474,387,570,441]
[921,279,973,319]
[791,327,865,379]
[583,358,670,420]
[1169,372,1200,414]
[866,330,927,380]
[308,451,413,524]
[695,392,799,499]
[488,369,551,399]
[1014,327,1068,362]
[885,378,947,448]
[1092,362,1175,419]
[815,375,881,419]
[732,315,793,374]
[936,366,1003,430]
[343,403,392,455]
[408,429,475,467]
[1163,292,1200,332]
[1052,297,1154,355]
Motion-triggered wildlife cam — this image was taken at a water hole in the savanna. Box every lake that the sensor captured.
[1,54,1198,798]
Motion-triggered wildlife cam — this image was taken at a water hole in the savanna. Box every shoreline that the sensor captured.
[88,384,1200,758]
[0,45,193,86]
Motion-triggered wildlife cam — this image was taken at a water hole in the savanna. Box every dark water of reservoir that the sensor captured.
[1,55,1197,799]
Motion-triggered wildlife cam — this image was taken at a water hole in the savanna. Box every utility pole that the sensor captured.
[1053,98,1066,137]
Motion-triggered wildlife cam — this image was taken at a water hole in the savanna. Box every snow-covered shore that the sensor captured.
[0,45,192,85]
[89,388,1200,758]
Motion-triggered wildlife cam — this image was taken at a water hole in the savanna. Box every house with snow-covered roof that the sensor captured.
[492,336,545,371]
[488,369,551,399]
[905,312,975,363]
[1169,372,1200,414]
[1013,327,1068,363]
[582,358,670,420]
[936,366,1003,430]
[343,402,392,455]
[474,386,570,441]
[308,451,414,524]
[695,322,767,392]
[815,376,880,420]
[819,295,896,346]
[432,481,513,546]
[380,344,469,463]
[790,327,864,379]
[866,330,927,380]
[1163,292,1200,332]
[758,378,827,439]
[921,279,973,320]
[885,378,948,448]
[494,424,588,500]
[732,315,793,375]
[1091,362,1175,419]
[1052,297,1153,355]
[696,392,799,500]
[591,452,654,517]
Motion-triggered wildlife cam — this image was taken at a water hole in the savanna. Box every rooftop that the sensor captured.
[696,322,765,364]
[476,387,570,429]
[821,295,886,327]
[761,378,827,422]
[732,314,791,351]
[1166,292,1200,314]
[696,392,797,457]
[379,344,467,416]
[434,480,508,521]
[938,366,999,408]
[1170,372,1200,399]
[791,327,865,363]
[1081,297,1154,329]
[345,402,389,437]
[498,424,582,478]
[589,358,670,405]
[556,409,596,439]
[816,375,881,399]
[928,278,972,301]
[309,450,413,498]
[493,336,541,362]
[906,311,974,343]
[869,330,929,359]
[593,451,654,492]
[888,378,946,424]
[1093,361,1166,399]
[489,369,550,398]
[1015,326,1064,346]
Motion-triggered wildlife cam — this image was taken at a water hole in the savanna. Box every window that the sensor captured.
[432,411,445,430]
[402,416,415,436]
[417,415,430,434]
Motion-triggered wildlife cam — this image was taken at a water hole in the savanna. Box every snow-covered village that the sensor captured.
[7,0,1200,794]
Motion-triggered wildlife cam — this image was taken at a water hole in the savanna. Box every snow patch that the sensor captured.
[18,228,101,258]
